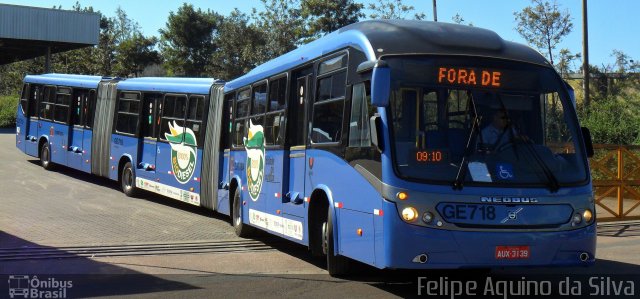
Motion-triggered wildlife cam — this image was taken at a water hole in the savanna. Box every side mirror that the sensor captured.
[581,127,594,158]
[370,114,384,152]
[371,61,390,107]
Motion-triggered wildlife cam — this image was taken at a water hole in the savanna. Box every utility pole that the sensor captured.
[433,0,438,22]
[582,0,590,108]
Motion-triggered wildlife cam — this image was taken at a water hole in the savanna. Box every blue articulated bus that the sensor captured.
[16,20,596,276]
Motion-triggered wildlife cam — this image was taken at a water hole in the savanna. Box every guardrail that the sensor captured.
[590,144,640,221]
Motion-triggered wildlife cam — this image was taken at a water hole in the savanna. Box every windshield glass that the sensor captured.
[387,56,588,186]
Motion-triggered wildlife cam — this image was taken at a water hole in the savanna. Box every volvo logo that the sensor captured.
[480,196,538,203]
[501,207,524,223]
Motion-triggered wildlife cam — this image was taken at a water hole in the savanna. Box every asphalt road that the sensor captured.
[1,128,640,298]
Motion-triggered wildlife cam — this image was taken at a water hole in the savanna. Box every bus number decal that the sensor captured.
[165,121,198,184]
[244,120,266,201]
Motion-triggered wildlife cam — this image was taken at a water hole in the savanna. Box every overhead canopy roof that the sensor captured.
[0,4,100,65]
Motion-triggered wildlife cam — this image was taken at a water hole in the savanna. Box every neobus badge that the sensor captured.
[437,67,501,87]
[481,197,538,203]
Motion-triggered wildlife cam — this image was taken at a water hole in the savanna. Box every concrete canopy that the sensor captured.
[0,4,100,65]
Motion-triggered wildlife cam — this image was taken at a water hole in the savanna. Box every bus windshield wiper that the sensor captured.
[452,92,481,190]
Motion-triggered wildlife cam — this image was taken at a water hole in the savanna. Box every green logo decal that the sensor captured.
[165,121,197,184]
[244,120,265,201]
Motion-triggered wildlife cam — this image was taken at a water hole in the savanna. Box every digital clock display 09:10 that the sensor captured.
[414,149,447,163]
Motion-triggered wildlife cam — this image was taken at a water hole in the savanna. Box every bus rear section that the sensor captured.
[372,55,596,269]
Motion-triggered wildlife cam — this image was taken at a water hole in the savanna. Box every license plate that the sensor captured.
[495,246,530,259]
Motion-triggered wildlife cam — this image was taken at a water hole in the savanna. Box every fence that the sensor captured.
[590,144,640,221]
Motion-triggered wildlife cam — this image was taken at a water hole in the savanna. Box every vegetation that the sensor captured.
[0,95,17,127]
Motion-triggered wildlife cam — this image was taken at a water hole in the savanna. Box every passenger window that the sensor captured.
[312,58,347,144]
[29,85,41,118]
[348,83,372,147]
[115,92,141,135]
[39,86,55,121]
[233,89,251,147]
[252,83,267,115]
[141,93,162,139]
[20,84,28,115]
[71,89,90,127]
[265,76,287,146]
[186,95,206,147]
[84,90,96,129]
[160,94,187,143]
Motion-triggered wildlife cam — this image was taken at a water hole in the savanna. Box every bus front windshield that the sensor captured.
[387,56,588,187]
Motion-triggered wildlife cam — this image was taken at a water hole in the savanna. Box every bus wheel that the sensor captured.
[232,188,254,238]
[40,143,54,170]
[120,162,139,197]
[323,209,350,276]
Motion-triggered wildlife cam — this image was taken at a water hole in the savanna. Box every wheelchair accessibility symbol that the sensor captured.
[496,163,514,180]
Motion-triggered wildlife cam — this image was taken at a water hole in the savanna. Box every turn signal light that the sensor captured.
[583,209,593,223]
[397,192,409,200]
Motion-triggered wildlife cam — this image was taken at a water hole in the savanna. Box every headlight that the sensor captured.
[572,213,583,226]
[402,207,418,222]
[422,212,434,224]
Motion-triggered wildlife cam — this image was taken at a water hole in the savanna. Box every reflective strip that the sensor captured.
[304,197,309,202]
[334,202,343,208]
[374,209,384,216]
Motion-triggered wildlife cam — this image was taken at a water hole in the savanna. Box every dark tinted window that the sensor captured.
[28,84,41,117]
[186,95,206,147]
[160,94,187,142]
[84,90,96,128]
[39,86,55,120]
[141,93,162,139]
[252,84,267,115]
[268,77,287,111]
[20,84,28,114]
[115,92,140,135]
[71,89,90,126]
[311,100,344,143]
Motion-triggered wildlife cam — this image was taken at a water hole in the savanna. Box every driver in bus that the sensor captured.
[479,109,527,152]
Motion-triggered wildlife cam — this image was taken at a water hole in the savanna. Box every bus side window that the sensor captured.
[186,95,206,147]
[265,76,286,146]
[348,82,372,147]
[251,83,267,138]
[115,92,141,136]
[71,89,89,127]
[39,86,55,121]
[85,90,96,129]
[312,69,346,144]
[160,94,187,143]
[221,94,234,150]
[29,84,41,118]
[233,89,251,147]
[141,93,161,139]
[20,84,29,115]
[54,87,71,124]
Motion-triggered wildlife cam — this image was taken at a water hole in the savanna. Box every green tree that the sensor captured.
[254,0,306,60]
[368,0,426,20]
[452,13,473,26]
[209,9,266,80]
[556,48,581,79]
[159,3,222,76]
[301,0,364,41]
[514,0,572,65]
[113,33,161,77]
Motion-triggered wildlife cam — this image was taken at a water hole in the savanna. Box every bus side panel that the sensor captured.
[217,151,231,216]
[16,103,26,153]
[81,129,93,173]
[67,126,84,170]
[24,118,39,157]
[153,141,201,205]
[306,149,383,267]
[50,122,68,166]
[110,134,137,181]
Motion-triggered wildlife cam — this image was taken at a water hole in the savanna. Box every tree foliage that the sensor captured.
[301,0,364,41]
[368,0,426,20]
[159,3,222,76]
[514,0,572,65]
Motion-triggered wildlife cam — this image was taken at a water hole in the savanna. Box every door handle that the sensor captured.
[220,182,229,190]
[285,191,303,204]
[138,163,155,171]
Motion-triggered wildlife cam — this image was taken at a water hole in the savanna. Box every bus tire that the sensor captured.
[232,188,254,238]
[40,142,54,170]
[120,162,139,197]
[324,209,350,276]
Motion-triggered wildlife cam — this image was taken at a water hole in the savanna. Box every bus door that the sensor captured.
[16,84,29,153]
[137,93,161,181]
[24,85,41,157]
[80,90,96,173]
[67,89,90,170]
[283,71,312,219]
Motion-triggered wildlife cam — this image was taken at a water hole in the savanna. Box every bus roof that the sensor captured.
[225,20,550,91]
[116,77,217,95]
[24,73,103,89]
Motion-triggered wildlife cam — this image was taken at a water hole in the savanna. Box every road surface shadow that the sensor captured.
[598,221,640,237]
[0,232,199,297]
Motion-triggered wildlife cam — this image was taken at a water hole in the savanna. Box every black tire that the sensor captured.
[40,142,54,170]
[232,188,254,237]
[323,209,350,276]
[120,162,139,197]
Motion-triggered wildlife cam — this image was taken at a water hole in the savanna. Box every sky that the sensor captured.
[2,0,638,68]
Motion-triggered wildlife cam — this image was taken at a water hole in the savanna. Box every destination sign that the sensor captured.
[437,67,502,88]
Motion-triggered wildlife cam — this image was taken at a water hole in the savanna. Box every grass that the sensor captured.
[0,94,18,127]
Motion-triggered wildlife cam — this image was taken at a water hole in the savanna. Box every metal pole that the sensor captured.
[582,0,590,108]
[433,0,437,22]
